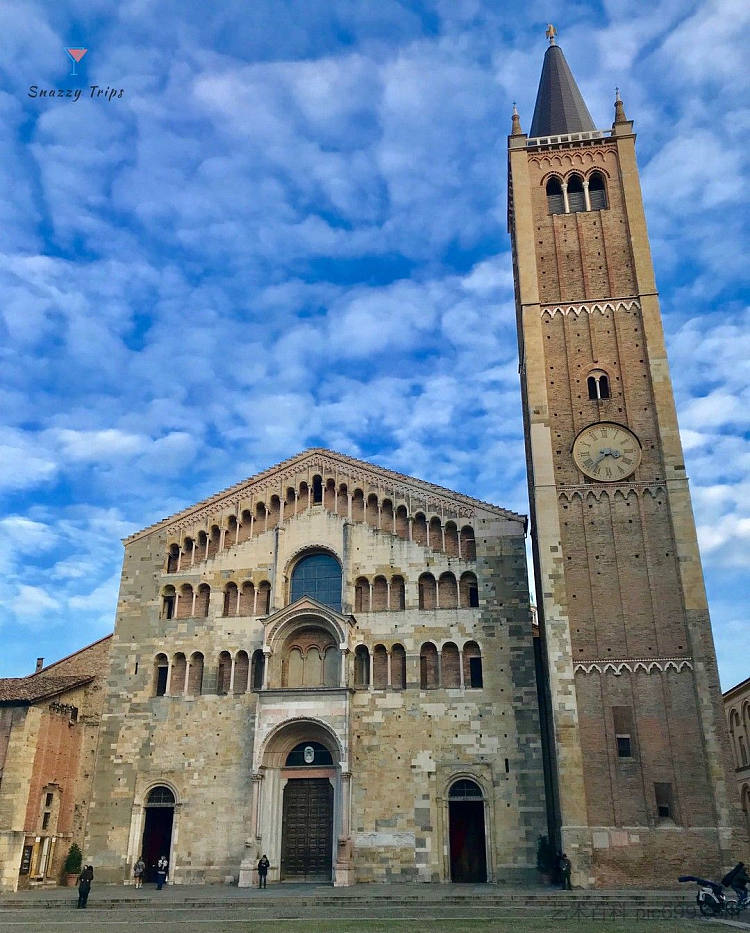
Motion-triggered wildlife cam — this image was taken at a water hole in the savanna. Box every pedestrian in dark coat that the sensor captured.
[559,853,572,890]
[77,865,94,908]
[257,854,270,888]
[156,854,169,890]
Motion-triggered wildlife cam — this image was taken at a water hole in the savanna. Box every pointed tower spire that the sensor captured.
[511,102,523,136]
[529,27,596,137]
[613,86,628,124]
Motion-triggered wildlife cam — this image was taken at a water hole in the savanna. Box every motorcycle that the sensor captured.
[678,875,745,917]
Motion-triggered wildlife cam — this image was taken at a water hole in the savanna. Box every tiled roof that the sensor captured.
[0,673,94,704]
[529,44,596,138]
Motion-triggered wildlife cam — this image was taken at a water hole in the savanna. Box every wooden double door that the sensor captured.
[280,778,333,881]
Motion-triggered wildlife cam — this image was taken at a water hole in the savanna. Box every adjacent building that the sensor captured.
[724,678,750,842]
[0,636,111,891]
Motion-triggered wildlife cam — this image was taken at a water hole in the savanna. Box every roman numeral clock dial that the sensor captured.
[572,422,642,481]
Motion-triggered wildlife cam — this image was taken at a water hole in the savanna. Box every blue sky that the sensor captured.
[1,0,747,689]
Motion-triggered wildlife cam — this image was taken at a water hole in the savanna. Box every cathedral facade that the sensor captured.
[85,450,545,884]
[82,35,746,887]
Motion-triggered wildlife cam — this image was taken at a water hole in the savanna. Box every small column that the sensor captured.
[190,539,196,567]
[407,516,413,540]
[173,591,180,618]
[234,518,240,546]
[334,772,354,886]
[386,580,391,611]
[176,546,182,572]
[191,590,197,616]
[369,652,374,691]
[229,656,236,693]
[165,660,172,695]
[347,494,352,520]
[459,650,465,689]
[583,179,591,212]
[219,528,226,550]
[561,180,570,214]
[262,649,271,689]
[339,646,348,688]
[387,650,392,688]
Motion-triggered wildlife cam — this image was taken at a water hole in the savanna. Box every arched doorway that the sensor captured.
[281,742,334,881]
[141,786,175,882]
[449,779,487,882]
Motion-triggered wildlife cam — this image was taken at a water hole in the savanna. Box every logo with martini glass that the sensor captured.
[65,48,88,75]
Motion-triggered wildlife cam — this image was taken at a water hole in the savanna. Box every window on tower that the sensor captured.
[546,177,564,214]
[587,371,610,400]
[588,171,608,210]
[567,173,585,212]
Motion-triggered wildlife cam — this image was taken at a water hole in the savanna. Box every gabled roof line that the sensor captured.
[123,448,526,544]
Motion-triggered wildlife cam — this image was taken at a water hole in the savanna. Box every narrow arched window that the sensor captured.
[208,525,221,559]
[390,575,405,610]
[162,587,175,620]
[391,644,406,690]
[171,653,186,695]
[589,171,607,210]
[257,581,271,614]
[438,572,458,609]
[412,513,428,546]
[366,494,379,528]
[312,474,323,504]
[372,576,388,611]
[188,652,204,695]
[251,650,265,690]
[354,645,370,687]
[154,654,168,696]
[429,516,442,550]
[351,489,364,521]
[354,577,370,613]
[444,522,459,557]
[418,573,436,610]
[567,174,585,212]
[463,642,483,688]
[420,642,438,688]
[166,544,179,573]
[195,584,210,618]
[441,642,460,688]
[239,581,255,615]
[337,483,348,515]
[587,371,610,400]
[460,526,476,560]
[546,177,564,214]
[234,651,249,694]
[223,583,238,617]
[224,516,237,548]
[176,584,193,619]
[460,572,479,608]
[395,505,408,539]
[217,651,232,695]
[373,645,388,689]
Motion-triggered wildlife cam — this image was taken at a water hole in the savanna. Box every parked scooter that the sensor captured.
[678,874,746,917]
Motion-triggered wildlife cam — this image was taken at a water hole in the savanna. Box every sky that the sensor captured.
[0,0,747,689]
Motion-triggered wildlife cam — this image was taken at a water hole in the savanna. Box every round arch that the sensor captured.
[286,548,343,611]
[259,717,344,770]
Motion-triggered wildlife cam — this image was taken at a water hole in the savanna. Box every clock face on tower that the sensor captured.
[572,422,642,481]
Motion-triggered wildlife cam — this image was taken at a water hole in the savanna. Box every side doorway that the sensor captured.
[141,786,175,882]
[448,779,487,883]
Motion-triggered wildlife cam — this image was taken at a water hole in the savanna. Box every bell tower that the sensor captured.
[508,28,745,884]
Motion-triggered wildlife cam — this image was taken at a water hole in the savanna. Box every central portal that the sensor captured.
[281,778,333,881]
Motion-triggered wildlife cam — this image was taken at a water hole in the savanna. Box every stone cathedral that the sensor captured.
[83,34,745,887]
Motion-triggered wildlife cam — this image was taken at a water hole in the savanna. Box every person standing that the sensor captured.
[257,854,270,889]
[156,854,169,890]
[559,853,572,890]
[133,856,145,889]
[77,864,94,908]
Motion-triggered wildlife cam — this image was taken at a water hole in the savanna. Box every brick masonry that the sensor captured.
[509,107,748,885]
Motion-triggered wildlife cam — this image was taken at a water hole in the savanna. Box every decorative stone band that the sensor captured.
[540,297,641,319]
[574,657,694,676]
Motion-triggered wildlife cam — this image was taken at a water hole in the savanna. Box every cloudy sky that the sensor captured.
[1,0,747,689]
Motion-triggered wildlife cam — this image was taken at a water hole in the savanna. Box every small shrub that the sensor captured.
[63,843,82,875]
